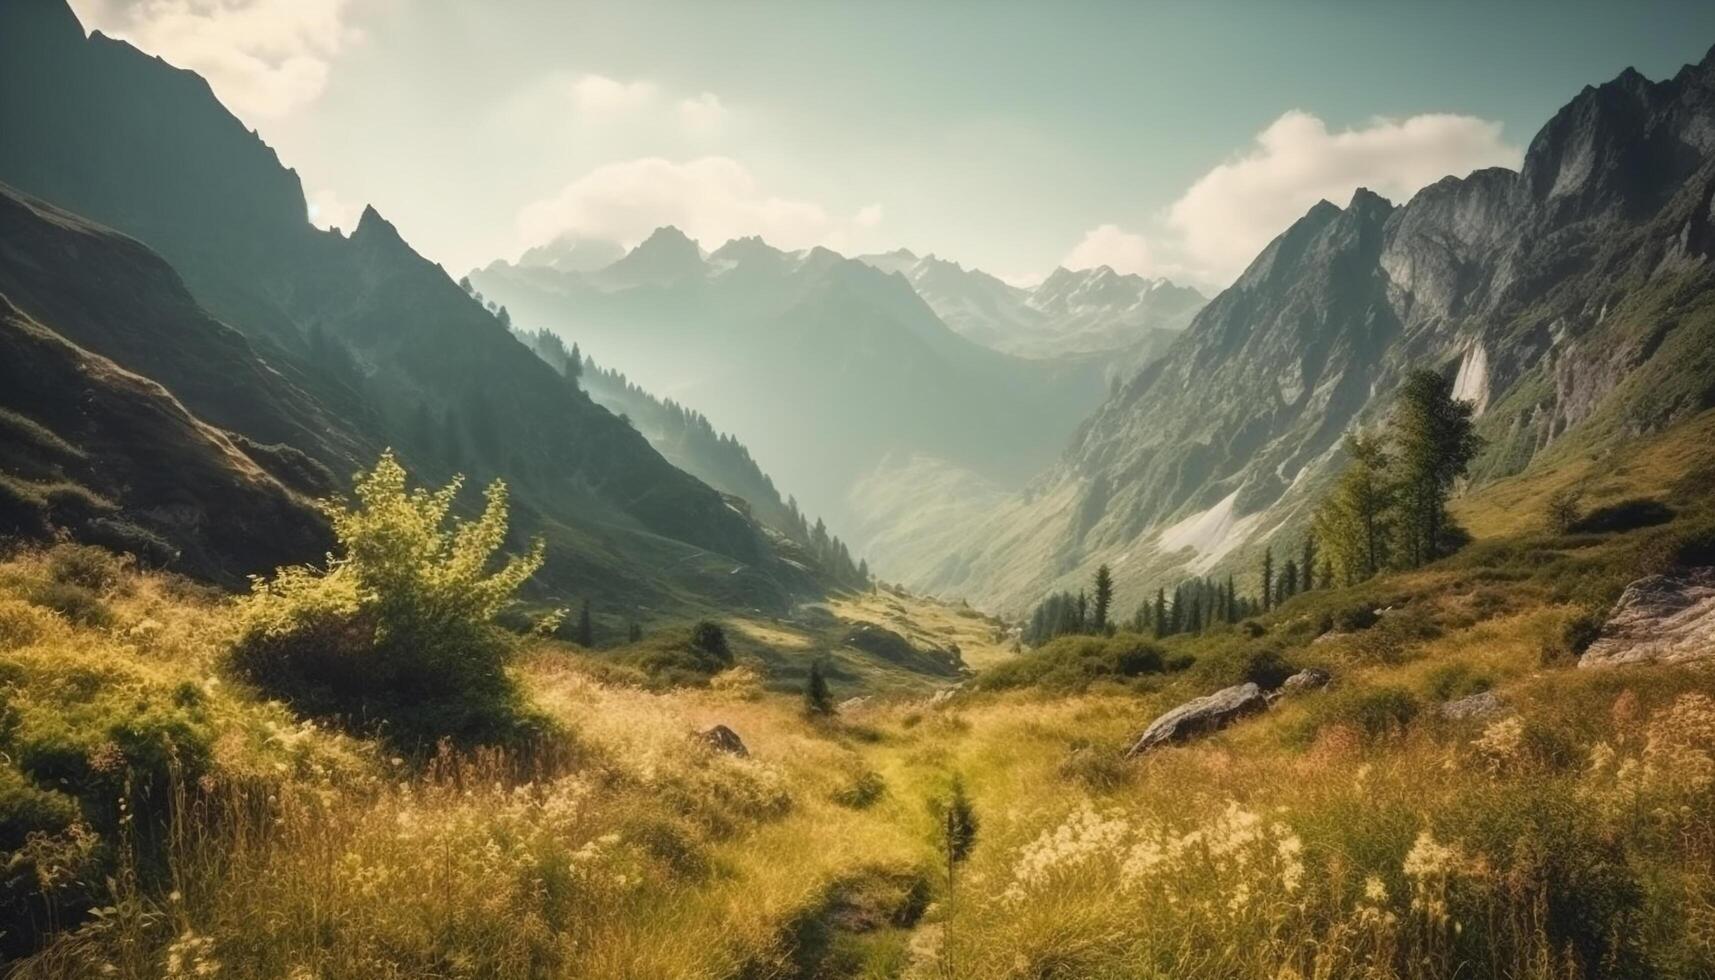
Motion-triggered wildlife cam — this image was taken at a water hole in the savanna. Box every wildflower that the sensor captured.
[1473,717,1526,772]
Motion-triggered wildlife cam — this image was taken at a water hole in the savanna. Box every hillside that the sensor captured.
[876,47,1715,615]
[1,395,1711,976]
[513,325,872,590]
[0,0,827,616]
[469,231,1117,540]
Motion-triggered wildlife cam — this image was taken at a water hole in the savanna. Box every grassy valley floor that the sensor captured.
[2,412,1715,978]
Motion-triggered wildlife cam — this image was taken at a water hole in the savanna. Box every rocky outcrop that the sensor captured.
[1127,682,1268,756]
[1580,568,1715,668]
[695,724,748,757]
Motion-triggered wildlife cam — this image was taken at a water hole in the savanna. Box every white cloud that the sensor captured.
[306,187,362,232]
[516,156,880,254]
[1169,111,1521,283]
[676,92,726,133]
[1061,224,1153,276]
[566,73,658,117]
[69,0,363,119]
[1064,110,1523,287]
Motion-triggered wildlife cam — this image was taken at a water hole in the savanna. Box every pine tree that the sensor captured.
[1301,534,1318,591]
[1224,574,1237,623]
[1314,433,1394,584]
[1261,548,1275,612]
[576,600,594,647]
[1153,588,1167,639]
[804,660,833,716]
[1394,369,1481,566]
[1091,564,1114,633]
[1282,559,1299,602]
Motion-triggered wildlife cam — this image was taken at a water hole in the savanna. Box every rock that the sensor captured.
[1439,691,1504,721]
[1279,667,1332,694]
[695,724,748,757]
[1580,568,1715,668]
[838,696,871,713]
[1127,682,1267,756]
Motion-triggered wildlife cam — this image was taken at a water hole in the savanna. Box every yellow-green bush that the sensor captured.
[233,452,553,747]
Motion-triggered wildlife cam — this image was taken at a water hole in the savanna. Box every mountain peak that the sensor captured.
[352,204,402,245]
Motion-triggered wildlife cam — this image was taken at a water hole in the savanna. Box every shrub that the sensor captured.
[831,767,886,809]
[1332,603,1381,633]
[1425,662,1492,702]
[45,543,128,592]
[232,452,550,748]
[1543,608,1605,664]
[1545,486,1583,533]
[977,634,1179,693]
[1570,497,1674,534]
[1189,646,1294,691]
[1314,685,1420,740]
[621,621,739,687]
[1639,516,1715,573]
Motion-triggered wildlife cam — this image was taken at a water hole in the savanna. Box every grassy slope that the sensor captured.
[5,409,1715,978]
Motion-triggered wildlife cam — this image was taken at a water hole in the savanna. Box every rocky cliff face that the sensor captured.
[883,45,1715,613]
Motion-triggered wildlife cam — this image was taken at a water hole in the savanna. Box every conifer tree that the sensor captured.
[1154,588,1167,639]
[1394,369,1480,566]
[1224,574,1237,623]
[1091,564,1114,633]
[1282,559,1298,602]
[1261,548,1275,612]
[576,600,594,647]
[1302,534,1318,591]
[804,660,833,716]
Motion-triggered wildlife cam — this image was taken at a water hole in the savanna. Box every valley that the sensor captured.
[1,2,1715,978]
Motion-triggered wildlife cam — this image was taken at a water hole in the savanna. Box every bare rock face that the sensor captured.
[1127,682,1268,756]
[1581,569,1715,668]
[695,724,748,757]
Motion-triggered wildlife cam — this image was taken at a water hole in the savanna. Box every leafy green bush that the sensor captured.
[233,452,551,748]
[977,634,1183,693]
[619,620,739,687]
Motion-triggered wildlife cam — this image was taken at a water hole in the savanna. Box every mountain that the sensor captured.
[0,0,820,614]
[469,233,1118,541]
[876,47,1715,613]
[856,249,1205,360]
[0,186,334,583]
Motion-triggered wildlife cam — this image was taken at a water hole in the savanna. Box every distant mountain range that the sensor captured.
[0,0,829,618]
[856,250,1205,360]
[871,45,1715,612]
[469,231,1146,539]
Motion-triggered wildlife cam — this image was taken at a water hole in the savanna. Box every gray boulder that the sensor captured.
[1439,691,1505,721]
[1279,667,1332,694]
[1127,682,1267,756]
[1580,568,1715,668]
[695,724,748,757]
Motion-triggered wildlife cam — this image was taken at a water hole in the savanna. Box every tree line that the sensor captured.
[1021,369,1480,646]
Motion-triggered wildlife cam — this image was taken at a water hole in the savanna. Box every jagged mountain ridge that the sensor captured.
[875,45,1715,613]
[0,0,824,613]
[857,249,1205,360]
[470,231,1118,540]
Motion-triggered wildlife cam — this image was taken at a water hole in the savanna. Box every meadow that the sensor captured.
[0,414,1712,979]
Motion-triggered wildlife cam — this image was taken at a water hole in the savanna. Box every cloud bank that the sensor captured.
[70,0,363,119]
[1062,111,1524,286]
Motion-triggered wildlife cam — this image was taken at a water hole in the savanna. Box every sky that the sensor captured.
[67,0,1715,290]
